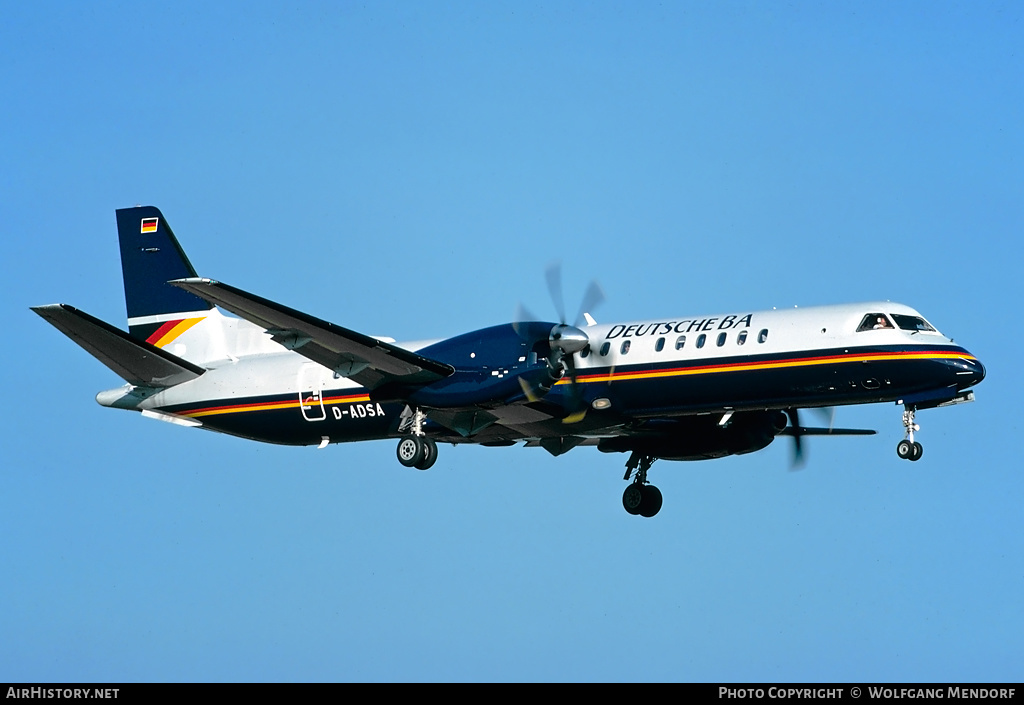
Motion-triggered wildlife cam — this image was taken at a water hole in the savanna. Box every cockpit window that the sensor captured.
[890,314,936,332]
[857,313,894,332]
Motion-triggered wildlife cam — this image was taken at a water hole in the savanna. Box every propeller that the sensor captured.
[546,263,605,423]
[545,263,605,331]
[782,407,872,469]
[785,408,806,468]
[515,262,604,421]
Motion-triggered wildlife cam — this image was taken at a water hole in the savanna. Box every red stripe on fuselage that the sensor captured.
[146,320,181,345]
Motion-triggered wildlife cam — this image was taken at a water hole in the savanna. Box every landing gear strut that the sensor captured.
[896,405,923,462]
[622,452,663,517]
[396,407,437,470]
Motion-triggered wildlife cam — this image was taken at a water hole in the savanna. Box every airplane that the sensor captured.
[32,206,986,517]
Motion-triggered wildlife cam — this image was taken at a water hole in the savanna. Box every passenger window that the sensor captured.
[620,340,631,355]
[857,313,894,332]
[757,329,768,344]
[717,332,727,347]
[655,337,665,352]
[599,342,610,356]
[675,335,686,350]
[696,334,706,349]
[737,330,747,345]
[580,347,589,358]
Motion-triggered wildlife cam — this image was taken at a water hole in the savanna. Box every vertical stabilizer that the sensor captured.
[116,206,214,341]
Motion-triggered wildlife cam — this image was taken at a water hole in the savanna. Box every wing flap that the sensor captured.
[170,278,454,389]
[32,304,205,387]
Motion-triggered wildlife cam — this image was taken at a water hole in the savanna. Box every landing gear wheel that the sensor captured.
[414,437,438,470]
[638,485,663,518]
[910,441,923,462]
[622,483,663,517]
[623,452,662,517]
[397,436,425,467]
[622,484,644,515]
[898,406,923,462]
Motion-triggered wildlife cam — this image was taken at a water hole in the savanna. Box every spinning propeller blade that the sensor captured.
[575,280,605,328]
[545,262,567,326]
[786,408,805,468]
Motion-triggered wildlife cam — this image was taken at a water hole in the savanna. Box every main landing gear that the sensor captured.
[896,405,923,462]
[396,435,437,470]
[622,452,663,518]
[396,408,438,470]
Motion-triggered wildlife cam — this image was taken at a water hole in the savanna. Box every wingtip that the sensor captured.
[30,303,71,315]
[169,277,216,288]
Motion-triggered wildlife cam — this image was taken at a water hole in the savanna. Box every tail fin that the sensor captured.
[116,206,213,341]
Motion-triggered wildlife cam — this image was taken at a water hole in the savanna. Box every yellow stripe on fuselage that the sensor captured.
[152,317,204,348]
[181,393,372,419]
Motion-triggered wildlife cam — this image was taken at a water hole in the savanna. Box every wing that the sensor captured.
[32,304,205,387]
[777,427,876,436]
[170,278,454,389]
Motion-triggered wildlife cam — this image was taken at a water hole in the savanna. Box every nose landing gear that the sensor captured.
[622,452,662,517]
[896,406,923,461]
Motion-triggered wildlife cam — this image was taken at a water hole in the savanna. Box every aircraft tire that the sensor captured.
[622,484,644,515]
[896,440,914,460]
[397,436,425,467]
[639,485,663,518]
[909,442,923,461]
[414,437,438,470]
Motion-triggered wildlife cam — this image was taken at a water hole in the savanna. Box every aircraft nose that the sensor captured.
[961,355,986,389]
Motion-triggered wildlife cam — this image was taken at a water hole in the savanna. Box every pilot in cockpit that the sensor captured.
[857,313,894,332]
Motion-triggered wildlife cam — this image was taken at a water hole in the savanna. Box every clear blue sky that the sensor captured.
[2,1,1021,682]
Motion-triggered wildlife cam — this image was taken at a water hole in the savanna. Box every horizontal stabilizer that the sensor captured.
[32,304,206,388]
[170,278,454,389]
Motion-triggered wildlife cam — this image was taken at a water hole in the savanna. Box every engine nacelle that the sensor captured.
[394,365,559,408]
[599,411,785,461]
[371,322,564,408]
